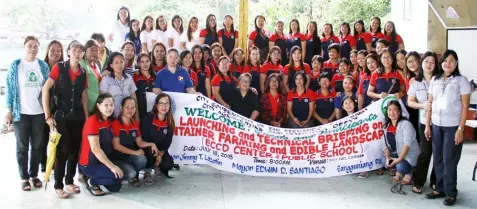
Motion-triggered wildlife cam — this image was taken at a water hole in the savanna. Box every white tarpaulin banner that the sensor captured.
[154,92,395,178]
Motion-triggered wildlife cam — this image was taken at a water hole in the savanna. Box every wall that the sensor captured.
[391,0,428,52]
[427,0,477,52]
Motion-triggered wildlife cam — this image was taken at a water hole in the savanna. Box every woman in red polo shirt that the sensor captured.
[321,23,340,61]
[218,15,239,57]
[248,15,269,64]
[260,73,287,127]
[356,50,369,84]
[134,53,156,118]
[190,45,211,97]
[353,19,372,52]
[331,58,352,93]
[286,19,306,62]
[383,21,405,53]
[314,73,336,125]
[260,46,283,93]
[358,53,379,110]
[309,55,324,92]
[79,93,123,196]
[180,50,198,91]
[305,21,322,66]
[369,17,384,51]
[283,46,311,92]
[287,71,315,128]
[338,22,356,60]
[350,50,360,80]
[269,20,287,64]
[211,43,225,71]
[211,56,238,109]
[200,14,218,46]
[112,97,159,186]
[367,49,406,101]
[151,42,167,73]
[243,46,261,96]
[229,48,246,78]
[140,93,175,178]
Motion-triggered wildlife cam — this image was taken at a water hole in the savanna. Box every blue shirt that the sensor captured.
[155,66,193,93]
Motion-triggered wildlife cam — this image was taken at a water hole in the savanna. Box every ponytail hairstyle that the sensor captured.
[152,93,176,131]
[92,93,115,121]
[254,15,266,37]
[119,96,136,124]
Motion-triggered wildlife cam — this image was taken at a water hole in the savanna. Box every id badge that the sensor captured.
[436,94,448,110]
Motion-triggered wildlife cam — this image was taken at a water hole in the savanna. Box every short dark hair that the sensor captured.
[328,43,341,55]
[436,49,461,79]
[415,51,438,82]
[91,33,106,43]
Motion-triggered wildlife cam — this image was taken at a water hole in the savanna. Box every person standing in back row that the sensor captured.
[248,15,269,64]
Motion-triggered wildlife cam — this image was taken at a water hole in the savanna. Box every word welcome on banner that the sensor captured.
[147,93,396,178]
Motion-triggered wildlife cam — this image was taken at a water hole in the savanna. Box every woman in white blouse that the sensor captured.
[108,7,131,52]
[180,17,200,51]
[167,15,184,50]
[155,15,168,45]
[140,16,157,54]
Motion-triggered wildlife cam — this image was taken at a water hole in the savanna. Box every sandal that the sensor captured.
[401,174,412,185]
[86,179,105,196]
[375,168,384,175]
[31,178,42,188]
[66,184,81,194]
[21,180,31,191]
[425,191,446,199]
[143,173,153,186]
[55,189,70,199]
[389,169,396,176]
[412,186,422,194]
[128,178,140,187]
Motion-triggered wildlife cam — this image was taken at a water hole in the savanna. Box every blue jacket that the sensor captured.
[6,58,50,122]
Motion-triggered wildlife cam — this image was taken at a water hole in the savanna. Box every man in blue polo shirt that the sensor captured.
[153,48,196,94]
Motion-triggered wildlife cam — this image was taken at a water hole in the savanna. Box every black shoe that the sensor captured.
[425,191,446,199]
[443,197,456,206]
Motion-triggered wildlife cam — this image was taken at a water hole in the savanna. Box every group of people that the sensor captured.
[5,6,472,206]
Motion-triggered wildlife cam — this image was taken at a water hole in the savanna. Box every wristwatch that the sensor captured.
[457,127,464,132]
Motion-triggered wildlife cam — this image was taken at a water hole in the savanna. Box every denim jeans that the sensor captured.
[395,159,412,175]
[114,154,147,180]
[432,125,462,198]
[79,164,122,192]
[14,114,45,180]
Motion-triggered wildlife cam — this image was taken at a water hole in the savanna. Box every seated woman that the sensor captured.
[287,71,315,128]
[313,73,336,125]
[340,95,357,118]
[230,73,260,120]
[260,73,287,127]
[383,100,420,184]
[140,93,176,179]
[79,93,123,196]
[111,97,159,187]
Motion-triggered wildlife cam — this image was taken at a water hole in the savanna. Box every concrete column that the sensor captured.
[428,0,477,52]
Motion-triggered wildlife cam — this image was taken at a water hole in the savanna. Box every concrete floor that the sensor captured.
[0,133,476,209]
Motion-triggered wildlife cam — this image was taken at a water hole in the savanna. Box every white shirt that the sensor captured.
[156,30,168,46]
[110,20,130,52]
[140,30,158,52]
[180,30,200,51]
[167,29,182,50]
[18,58,44,114]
